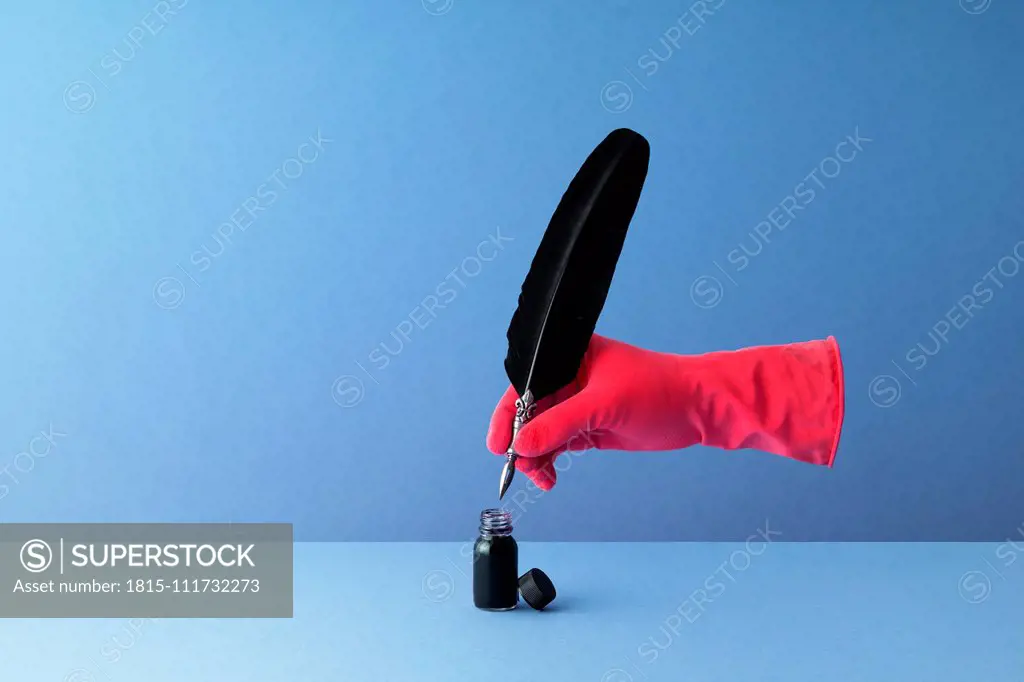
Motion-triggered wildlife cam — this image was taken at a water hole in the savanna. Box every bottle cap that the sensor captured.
[518,568,556,610]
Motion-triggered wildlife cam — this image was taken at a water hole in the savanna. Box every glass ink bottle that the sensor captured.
[473,508,518,610]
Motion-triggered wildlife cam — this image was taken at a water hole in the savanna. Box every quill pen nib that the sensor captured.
[499,392,533,500]
[498,455,516,500]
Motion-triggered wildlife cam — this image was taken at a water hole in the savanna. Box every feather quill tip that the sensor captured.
[498,457,516,500]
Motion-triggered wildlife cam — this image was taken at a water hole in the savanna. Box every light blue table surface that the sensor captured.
[4,542,1021,681]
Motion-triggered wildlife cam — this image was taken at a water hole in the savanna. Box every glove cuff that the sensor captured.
[672,336,846,466]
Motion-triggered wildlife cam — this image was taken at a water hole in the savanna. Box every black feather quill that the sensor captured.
[497,128,650,499]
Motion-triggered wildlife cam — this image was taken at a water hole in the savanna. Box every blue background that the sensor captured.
[2,1,1024,540]
[4,542,1024,680]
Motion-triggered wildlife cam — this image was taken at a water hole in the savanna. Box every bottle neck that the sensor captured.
[479,508,513,537]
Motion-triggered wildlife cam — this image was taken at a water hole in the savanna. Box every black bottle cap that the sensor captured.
[518,568,556,610]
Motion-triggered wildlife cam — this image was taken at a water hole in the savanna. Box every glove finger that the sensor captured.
[514,391,598,458]
[486,384,520,454]
[516,453,558,491]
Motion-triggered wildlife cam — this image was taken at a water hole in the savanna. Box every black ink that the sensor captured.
[473,509,518,610]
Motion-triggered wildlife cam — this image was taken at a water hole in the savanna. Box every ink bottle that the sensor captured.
[473,508,518,610]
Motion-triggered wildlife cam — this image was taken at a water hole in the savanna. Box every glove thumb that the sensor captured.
[514,391,598,458]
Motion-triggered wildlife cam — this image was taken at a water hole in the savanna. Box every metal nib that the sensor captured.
[498,454,516,500]
[498,390,533,501]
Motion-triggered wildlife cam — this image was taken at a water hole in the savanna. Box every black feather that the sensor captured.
[504,128,650,400]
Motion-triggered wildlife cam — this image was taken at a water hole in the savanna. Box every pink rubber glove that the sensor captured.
[486,334,845,490]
